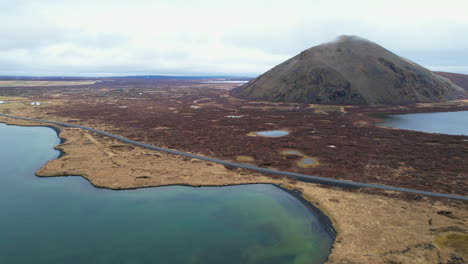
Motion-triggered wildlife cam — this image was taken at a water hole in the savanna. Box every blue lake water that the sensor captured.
[0,123,334,264]
[300,158,315,165]
[256,130,290,137]
[378,111,468,136]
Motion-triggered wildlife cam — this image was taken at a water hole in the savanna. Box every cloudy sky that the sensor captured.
[1,0,467,76]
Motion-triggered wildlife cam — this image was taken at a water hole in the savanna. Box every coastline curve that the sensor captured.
[1,113,467,201]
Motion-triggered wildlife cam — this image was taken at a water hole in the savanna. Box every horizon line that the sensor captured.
[0,74,255,79]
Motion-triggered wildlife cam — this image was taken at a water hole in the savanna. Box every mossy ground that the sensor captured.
[435,232,468,258]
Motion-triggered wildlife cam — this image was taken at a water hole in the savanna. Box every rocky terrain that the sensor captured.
[233,36,467,105]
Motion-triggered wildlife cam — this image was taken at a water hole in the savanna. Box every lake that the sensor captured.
[255,130,290,137]
[377,111,468,136]
[0,123,334,264]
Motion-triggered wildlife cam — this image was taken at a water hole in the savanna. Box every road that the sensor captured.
[1,113,467,201]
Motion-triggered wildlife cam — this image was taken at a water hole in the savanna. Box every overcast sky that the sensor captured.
[1,0,467,76]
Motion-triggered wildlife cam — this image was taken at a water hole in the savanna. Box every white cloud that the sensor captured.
[0,0,467,76]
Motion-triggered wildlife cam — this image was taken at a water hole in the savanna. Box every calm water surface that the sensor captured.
[0,123,334,264]
[256,130,290,137]
[378,111,468,136]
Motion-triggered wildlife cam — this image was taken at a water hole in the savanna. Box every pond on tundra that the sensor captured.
[255,130,290,137]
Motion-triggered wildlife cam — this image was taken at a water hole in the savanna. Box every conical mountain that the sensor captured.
[232,36,466,105]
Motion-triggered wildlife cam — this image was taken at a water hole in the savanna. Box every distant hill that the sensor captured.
[232,36,467,105]
[433,71,468,92]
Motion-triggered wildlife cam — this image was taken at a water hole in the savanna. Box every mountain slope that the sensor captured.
[433,71,468,92]
[232,36,466,105]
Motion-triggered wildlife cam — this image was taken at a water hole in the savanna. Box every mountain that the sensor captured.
[232,36,466,105]
[433,71,468,92]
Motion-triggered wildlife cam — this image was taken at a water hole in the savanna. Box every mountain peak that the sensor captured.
[232,36,466,105]
[335,35,368,42]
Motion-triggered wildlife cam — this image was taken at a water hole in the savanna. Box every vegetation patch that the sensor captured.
[434,232,468,258]
[0,102,27,114]
[280,149,320,168]
[236,155,255,162]
[0,96,28,100]
[311,105,343,114]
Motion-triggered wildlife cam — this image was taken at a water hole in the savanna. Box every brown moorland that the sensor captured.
[0,77,467,198]
[0,77,467,264]
[434,71,468,91]
[0,114,466,264]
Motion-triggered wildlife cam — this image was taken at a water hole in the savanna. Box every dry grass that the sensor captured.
[0,102,28,114]
[0,96,28,100]
[235,155,255,162]
[0,115,466,264]
[435,232,468,258]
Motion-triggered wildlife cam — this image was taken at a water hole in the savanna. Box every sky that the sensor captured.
[1,0,468,77]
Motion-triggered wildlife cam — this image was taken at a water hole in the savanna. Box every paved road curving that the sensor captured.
[1,113,467,201]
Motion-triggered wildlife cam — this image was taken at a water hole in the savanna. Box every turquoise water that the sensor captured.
[0,123,334,264]
[256,130,290,137]
[378,111,468,136]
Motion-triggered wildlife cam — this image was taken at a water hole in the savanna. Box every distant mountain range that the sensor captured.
[232,36,467,105]
[0,75,252,80]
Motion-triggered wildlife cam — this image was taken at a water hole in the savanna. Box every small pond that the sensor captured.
[0,123,334,264]
[280,149,319,168]
[377,111,468,136]
[299,157,316,166]
[255,130,290,137]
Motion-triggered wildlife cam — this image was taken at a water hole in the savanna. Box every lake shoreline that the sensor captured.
[1,119,337,264]
[1,94,467,198]
[0,114,467,264]
[278,186,337,238]
[370,111,468,136]
[2,113,466,201]
[0,121,68,159]
[1,123,335,263]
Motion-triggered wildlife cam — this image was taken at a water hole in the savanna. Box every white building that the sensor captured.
[30,102,41,106]
[0,101,5,104]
